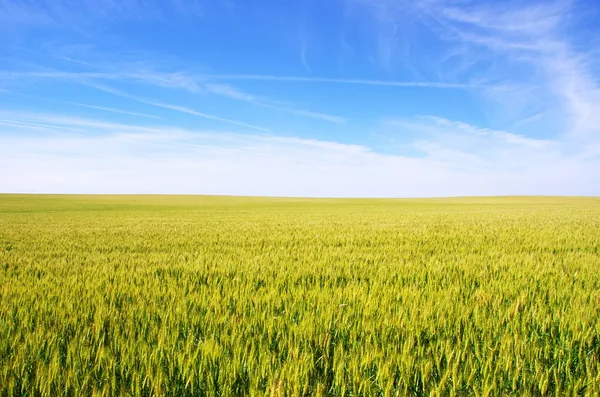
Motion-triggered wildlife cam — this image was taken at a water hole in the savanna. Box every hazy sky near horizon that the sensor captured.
[1,0,599,196]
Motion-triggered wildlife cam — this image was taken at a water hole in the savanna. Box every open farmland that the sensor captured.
[1,195,599,396]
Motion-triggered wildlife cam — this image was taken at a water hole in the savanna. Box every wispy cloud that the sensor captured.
[141,100,271,132]
[363,0,600,138]
[265,107,345,125]
[300,42,311,73]
[85,81,272,132]
[299,25,312,73]
[511,110,550,128]
[0,70,203,92]
[0,70,346,123]
[0,0,199,29]
[0,0,56,26]
[0,110,182,135]
[203,83,346,124]
[432,0,599,134]
[385,115,560,170]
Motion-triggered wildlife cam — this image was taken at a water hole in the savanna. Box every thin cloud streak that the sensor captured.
[0,70,346,124]
[0,70,481,89]
[261,104,345,124]
[84,81,272,132]
[204,83,346,124]
[66,103,163,120]
[301,44,311,73]
[143,100,272,132]
[202,74,484,89]
[300,29,312,73]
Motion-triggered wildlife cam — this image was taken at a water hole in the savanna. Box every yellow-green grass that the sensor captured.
[1,195,599,396]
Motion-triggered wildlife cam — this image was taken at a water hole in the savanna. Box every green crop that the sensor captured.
[1,195,599,396]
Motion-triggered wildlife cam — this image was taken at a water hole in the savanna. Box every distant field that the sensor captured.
[1,195,599,396]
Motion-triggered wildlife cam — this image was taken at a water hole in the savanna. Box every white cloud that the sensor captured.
[1,111,598,196]
[385,116,564,172]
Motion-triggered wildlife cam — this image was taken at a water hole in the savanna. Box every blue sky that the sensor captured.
[1,0,599,196]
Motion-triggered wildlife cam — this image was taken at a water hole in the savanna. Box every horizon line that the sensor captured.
[0,193,597,200]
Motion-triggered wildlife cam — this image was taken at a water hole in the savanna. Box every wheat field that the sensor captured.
[1,195,599,396]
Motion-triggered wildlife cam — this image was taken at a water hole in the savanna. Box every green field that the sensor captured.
[1,195,599,396]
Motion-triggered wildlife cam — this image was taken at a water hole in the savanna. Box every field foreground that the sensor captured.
[1,195,600,396]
